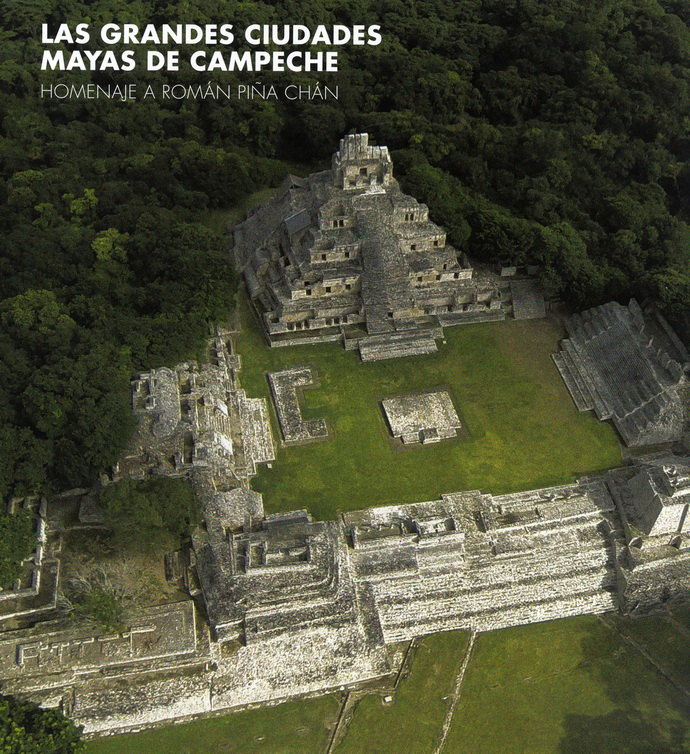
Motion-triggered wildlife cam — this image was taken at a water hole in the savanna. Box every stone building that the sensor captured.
[553,300,689,446]
[122,329,275,490]
[607,454,690,614]
[382,391,461,444]
[233,133,509,361]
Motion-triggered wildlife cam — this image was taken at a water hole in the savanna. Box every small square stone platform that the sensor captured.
[382,391,461,444]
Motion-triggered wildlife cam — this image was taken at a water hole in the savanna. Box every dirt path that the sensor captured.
[434,630,477,754]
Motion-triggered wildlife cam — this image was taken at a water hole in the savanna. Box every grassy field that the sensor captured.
[336,631,469,754]
[610,609,690,692]
[235,292,621,519]
[446,616,690,753]
[85,695,341,754]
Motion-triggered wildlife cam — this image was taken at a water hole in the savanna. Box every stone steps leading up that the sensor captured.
[438,309,505,326]
[381,585,618,643]
[359,331,438,362]
[552,351,593,412]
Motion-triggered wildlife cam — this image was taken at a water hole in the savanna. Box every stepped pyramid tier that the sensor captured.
[197,455,690,655]
[5,448,690,735]
[343,481,621,640]
[233,133,508,360]
[553,300,689,446]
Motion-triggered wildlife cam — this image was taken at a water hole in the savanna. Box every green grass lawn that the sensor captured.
[235,292,621,519]
[336,631,470,754]
[85,695,340,754]
[445,616,690,753]
[610,609,690,692]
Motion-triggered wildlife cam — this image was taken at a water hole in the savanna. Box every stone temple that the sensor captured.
[4,321,690,738]
[233,133,510,361]
[553,300,689,446]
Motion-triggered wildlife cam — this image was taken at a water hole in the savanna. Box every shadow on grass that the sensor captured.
[558,620,690,754]
[560,709,687,754]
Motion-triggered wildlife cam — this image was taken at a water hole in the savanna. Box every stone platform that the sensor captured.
[382,391,461,443]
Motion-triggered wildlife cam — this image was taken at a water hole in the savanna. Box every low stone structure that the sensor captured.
[344,480,618,640]
[0,601,208,734]
[510,279,546,320]
[267,367,328,443]
[382,391,461,444]
[553,300,688,446]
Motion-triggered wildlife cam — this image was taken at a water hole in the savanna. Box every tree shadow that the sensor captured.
[559,708,687,754]
[557,619,690,754]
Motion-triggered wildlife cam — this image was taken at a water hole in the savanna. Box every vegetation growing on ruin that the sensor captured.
[100,477,202,553]
[0,508,35,589]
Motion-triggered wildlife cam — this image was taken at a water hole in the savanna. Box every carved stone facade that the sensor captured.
[233,134,509,361]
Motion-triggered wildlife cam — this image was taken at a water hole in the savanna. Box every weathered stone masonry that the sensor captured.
[233,134,532,361]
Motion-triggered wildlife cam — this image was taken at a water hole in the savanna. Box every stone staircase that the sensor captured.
[553,301,686,446]
[358,330,439,361]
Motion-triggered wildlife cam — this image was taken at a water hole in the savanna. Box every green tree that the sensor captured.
[0,694,84,753]
[101,477,201,553]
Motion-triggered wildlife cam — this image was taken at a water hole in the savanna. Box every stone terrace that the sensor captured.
[343,481,619,642]
[510,279,547,320]
[0,498,60,625]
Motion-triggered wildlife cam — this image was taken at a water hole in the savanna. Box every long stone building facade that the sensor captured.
[233,133,516,361]
[2,451,688,737]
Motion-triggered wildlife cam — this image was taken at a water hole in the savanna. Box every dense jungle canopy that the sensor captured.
[1,0,689,498]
